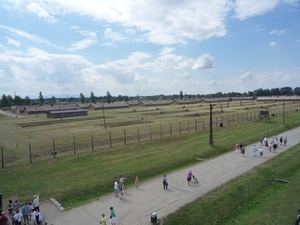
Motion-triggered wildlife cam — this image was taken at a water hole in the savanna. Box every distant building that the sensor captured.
[47,110,88,119]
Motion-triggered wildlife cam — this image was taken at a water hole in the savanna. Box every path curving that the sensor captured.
[40,127,300,225]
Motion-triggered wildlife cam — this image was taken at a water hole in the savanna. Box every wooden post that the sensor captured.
[1,147,4,168]
[73,136,76,154]
[29,143,32,163]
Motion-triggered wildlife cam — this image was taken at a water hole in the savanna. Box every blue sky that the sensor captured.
[0,0,299,99]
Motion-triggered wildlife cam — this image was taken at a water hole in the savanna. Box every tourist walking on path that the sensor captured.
[259,146,263,157]
[239,143,243,151]
[114,180,119,197]
[0,212,8,225]
[187,171,193,186]
[259,137,263,145]
[7,200,13,219]
[29,209,37,225]
[235,144,239,154]
[135,176,139,189]
[110,207,116,225]
[13,210,23,225]
[241,146,245,157]
[119,185,124,200]
[14,200,20,211]
[33,195,39,212]
[100,213,107,225]
[284,137,287,146]
[163,175,168,190]
[252,145,257,157]
[280,136,283,146]
[22,202,30,225]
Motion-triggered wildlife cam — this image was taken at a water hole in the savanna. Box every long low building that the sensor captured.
[47,110,88,119]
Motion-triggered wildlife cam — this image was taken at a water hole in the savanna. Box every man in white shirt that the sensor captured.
[114,180,119,197]
[33,195,40,212]
[13,210,23,225]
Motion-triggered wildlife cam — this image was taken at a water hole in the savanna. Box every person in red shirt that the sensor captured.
[0,212,8,225]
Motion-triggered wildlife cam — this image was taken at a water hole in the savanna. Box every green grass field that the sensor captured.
[1,101,300,224]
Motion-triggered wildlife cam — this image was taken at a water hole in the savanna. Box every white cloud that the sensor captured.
[240,71,254,82]
[234,0,280,20]
[68,29,98,51]
[0,44,5,53]
[104,28,124,41]
[6,36,20,47]
[269,29,286,35]
[26,2,58,23]
[192,53,215,70]
[269,42,276,46]
[0,24,62,49]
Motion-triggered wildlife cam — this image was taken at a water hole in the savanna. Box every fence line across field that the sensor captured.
[1,104,300,167]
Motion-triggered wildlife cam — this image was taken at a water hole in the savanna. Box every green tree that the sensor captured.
[80,93,85,103]
[90,91,95,103]
[24,96,31,105]
[39,91,44,105]
[14,95,23,105]
[51,96,56,105]
[293,87,300,96]
[179,91,183,100]
[280,87,293,96]
[1,94,10,107]
[270,88,280,95]
[106,91,112,103]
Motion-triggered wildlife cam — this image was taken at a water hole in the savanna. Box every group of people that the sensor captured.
[100,207,116,225]
[235,143,246,156]
[236,135,288,157]
[3,195,45,225]
[113,175,139,200]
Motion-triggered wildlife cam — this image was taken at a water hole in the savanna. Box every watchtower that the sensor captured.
[258,110,270,122]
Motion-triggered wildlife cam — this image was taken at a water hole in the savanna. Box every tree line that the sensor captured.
[1,86,299,108]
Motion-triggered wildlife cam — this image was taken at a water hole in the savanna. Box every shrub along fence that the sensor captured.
[1,104,299,167]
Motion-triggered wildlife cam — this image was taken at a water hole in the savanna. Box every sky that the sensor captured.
[0,0,299,99]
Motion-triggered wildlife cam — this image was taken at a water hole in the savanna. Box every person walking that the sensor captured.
[280,136,283,146]
[135,176,139,189]
[187,171,193,186]
[259,146,263,157]
[13,210,23,225]
[22,202,30,225]
[0,212,8,225]
[235,144,239,154]
[119,185,124,200]
[239,143,244,151]
[284,137,287,146]
[241,146,246,157]
[252,145,257,157]
[162,175,168,190]
[33,195,39,212]
[100,213,107,225]
[259,137,263,145]
[114,180,119,197]
[110,207,116,225]
[7,200,13,219]
[29,209,37,225]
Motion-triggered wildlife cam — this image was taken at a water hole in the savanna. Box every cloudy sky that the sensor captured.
[0,0,299,99]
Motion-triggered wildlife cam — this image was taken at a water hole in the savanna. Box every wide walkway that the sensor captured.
[41,127,300,225]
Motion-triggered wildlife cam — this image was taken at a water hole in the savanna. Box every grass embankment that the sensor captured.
[162,142,300,225]
[1,112,300,211]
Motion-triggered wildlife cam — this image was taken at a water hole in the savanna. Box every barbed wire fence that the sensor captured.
[1,104,299,167]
